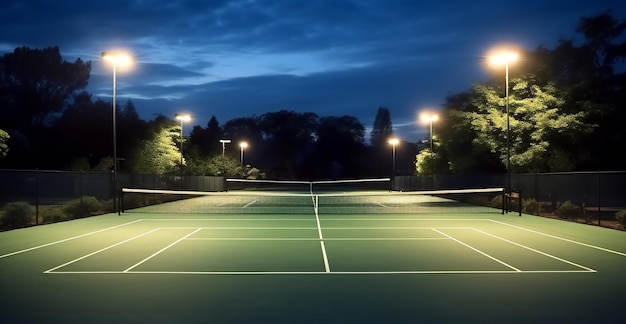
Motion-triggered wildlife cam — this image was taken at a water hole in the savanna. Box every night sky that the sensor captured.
[1,0,624,141]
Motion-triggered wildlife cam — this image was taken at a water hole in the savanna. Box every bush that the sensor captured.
[555,201,581,220]
[615,210,626,228]
[41,206,68,224]
[1,201,35,229]
[522,198,538,215]
[490,195,503,209]
[62,196,103,219]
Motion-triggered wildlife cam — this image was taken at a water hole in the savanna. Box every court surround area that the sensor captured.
[1,183,625,323]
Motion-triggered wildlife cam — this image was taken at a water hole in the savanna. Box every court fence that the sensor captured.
[394,171,626,229]
[0,169,624,230]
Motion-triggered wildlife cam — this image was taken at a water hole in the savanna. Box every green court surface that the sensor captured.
[1,203,625,323]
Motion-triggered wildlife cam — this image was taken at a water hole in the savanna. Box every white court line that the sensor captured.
[124,228,203,272]
[0,219,144,259]
[431,228,521,272]
[187,237,449,240]
[472,228,596,272]
[243,200,257,208]
[313,197,331,273]
[44,227,162,273]
[489,220,626,257]
[46,269,593,275]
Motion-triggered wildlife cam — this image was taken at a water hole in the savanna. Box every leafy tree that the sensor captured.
[0,129,8,158]
[545,12,626,169]
[446,78,590,173]
[258,110,318,178]
[315,115,366,177]
[205,155,242,177]
[189,115,223,156]
[0,47,91,168]
[369,107,393,147]
[55,92,112,169]
[130,116,180,174]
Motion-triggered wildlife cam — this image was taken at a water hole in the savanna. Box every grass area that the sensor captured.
[1,210,625,323]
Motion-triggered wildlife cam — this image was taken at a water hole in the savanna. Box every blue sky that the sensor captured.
[1,0,625,141]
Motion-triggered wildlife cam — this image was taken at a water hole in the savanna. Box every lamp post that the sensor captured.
[219,139,231,157]
[239,141,248,167]
[102,51,131,214]
[420,113,439,189]
[175,113,191,188]
[490,52,518,195]
[388,138,399,189]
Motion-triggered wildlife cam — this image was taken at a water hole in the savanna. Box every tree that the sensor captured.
[369,107,393,147]
[545,12,626,169]
[446,79,590,173]
[130,116,180,174]
[315,115,366,178]
[0,129,9,158]
[258,110,318,178]
[0,46,91,168]
[189,115,223,156]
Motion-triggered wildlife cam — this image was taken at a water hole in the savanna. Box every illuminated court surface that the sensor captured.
[1,212,625,323]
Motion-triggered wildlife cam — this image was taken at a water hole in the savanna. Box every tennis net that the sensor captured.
[225,178,392,193]
[121,187,506,215]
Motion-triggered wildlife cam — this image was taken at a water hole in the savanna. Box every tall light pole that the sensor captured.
[220,139,231,157]
[388,138,399,187]
[239,141,248,167]
[102,51,131,214]
[490,52,518,195]
[175,113,191,188]
[420,113,439,189]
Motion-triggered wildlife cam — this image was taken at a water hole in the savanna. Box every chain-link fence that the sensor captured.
[0,170,225,229]
[1,170,624,230]
[395,171,626,229]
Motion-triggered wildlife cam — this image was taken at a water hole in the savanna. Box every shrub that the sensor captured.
[41,206,68,224]
[555,201,581,220]
[1,201,35,229]
[490,195,503,209]
[62,196,103,219]
[615,210,626,228]
[522,198,538,215]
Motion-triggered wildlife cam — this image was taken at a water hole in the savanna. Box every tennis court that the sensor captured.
[1,183,625,323]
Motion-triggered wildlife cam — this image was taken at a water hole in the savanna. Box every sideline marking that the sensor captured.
[489,220,626,257]
[0,220,143,259]
[46,269,593,275]
[45,227,161,273]
[432,228,521,272]
[473,228,596,272]
[124,228,202,272]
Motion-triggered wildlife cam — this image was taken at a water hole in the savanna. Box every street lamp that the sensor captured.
[490,51,518,195]
[175,113,191,188]
[420,113,439,189]
[239,141,248,167]
[219,139,231,157]
[388,137,399,181]
[102,51,131,214]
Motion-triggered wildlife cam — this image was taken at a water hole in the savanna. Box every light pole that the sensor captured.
[102,51,131,214]
[219,139,231,157]
[490,52,518,195]
[239,141,248,167]
[175,113,191,188]
[420,113,439,189]
[388,138,399,188]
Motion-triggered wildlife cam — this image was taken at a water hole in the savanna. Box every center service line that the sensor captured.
[313,195,331,273]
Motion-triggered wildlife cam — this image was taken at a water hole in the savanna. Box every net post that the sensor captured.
[119,187,124,214]
[501,189,505,214]
[517,189,522,216]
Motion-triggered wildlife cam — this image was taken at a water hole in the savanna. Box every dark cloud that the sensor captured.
[2,0,625,141]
